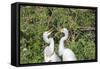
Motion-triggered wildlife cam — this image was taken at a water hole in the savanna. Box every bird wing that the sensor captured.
[44,47,61,62]
[44,46,53,57]
[50,52,61,62]
[62,48,77,61]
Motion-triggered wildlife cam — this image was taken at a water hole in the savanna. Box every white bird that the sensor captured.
[43,29,61,62]
[59,28,77,61]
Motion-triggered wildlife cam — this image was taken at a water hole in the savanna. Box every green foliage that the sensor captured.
[20,6,96,64]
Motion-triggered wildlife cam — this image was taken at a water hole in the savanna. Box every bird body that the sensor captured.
[43,31,61,62]
[62,48,77,61]
[44,50,61,62]
[59,28,77,61]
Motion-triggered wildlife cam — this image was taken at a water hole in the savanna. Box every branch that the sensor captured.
[78,27,95,31]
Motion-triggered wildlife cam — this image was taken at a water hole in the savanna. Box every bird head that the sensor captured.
[43,29,54,36]
[59,28,69,40]
[43,29,54,43]
[60,28,68,33]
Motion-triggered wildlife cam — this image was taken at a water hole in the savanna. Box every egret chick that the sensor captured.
[43,29,61,62]
[59,28,77,61]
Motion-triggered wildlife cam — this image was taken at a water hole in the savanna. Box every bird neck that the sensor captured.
[49,38,54,54]
[59,38,65,52]
[62,31,68,41]
[43,35,50,43]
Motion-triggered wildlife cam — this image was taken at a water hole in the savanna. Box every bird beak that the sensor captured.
[47,29,54,35]
[59,29,64,32]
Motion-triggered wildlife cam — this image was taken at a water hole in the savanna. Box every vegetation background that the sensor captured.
[20,5,96,64]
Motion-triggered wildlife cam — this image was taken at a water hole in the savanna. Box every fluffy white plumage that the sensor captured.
[43,31,61,62]
[59,28,77,61]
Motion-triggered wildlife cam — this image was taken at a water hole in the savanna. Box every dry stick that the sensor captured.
[77,27,95,31]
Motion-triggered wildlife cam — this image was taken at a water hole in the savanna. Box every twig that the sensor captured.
[78,27,95,31]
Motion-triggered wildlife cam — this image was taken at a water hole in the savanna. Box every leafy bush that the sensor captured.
[20,6,96,64]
